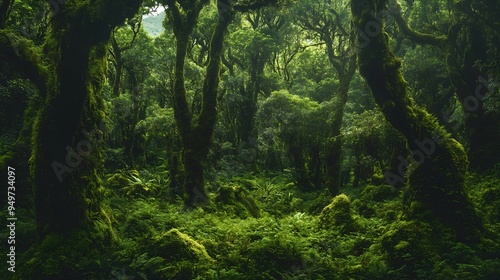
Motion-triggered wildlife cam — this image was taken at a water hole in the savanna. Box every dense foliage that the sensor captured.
[0,0,499,279]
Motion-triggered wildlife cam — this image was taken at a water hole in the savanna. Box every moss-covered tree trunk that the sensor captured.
[110,35,124,97]
[294,6,356,195]
[324,56,356,195]
[167,0,233,207]
[392,1,500,170]
[351,0,481,242]
[0,32,47,208]
[239,52,264,148]
[444,23,499,170]
[287,136,314,191]
[167,0,207,207]
[29,0,141,241]
[0,1,142,277]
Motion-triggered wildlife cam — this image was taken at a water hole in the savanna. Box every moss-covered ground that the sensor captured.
[2,166,500,279]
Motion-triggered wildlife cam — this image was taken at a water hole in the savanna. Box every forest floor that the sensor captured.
[2,166,500,279]
[102,165,500,279]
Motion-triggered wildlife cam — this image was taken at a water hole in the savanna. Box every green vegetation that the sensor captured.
[0,0,499,279]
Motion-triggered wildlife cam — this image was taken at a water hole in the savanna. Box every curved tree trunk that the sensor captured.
[392,1,500,170]
[0,32,47,208]
[351,0,481,242]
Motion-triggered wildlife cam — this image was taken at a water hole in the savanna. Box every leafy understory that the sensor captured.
[100,169,500,280]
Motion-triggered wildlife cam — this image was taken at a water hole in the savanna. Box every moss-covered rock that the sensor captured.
[149,228,213,263]
[215,185,261,218]
[319,194,359,232]
[134,228,214,279]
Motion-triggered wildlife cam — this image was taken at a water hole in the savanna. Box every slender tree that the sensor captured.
[165,0,281,206]
[293,0,356,194]
[164,0,234,206]
[108,17,142,97]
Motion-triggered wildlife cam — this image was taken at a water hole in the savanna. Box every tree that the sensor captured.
[1,3,142,277]
[163,0,234,207]
[107,26,155,168]
[351,0,482,242]
[164,0,282,206]
[391,0,500,170]
[258,90,328,191]
[0,0,143,277]
[225,8,282,148]
[108,17,142,98]
[0,0,14,29]
[293,0,356,195]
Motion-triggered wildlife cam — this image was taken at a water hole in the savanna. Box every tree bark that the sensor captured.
[351,0,482,242]
[111,35,124,97]
[392,1,499,170]
[30,0,141,241]
[324,56,356,195]
[0,0,14,29]
[167,0,233,207]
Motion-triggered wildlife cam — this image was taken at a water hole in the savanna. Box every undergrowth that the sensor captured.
[2,168,499,279]
[99,167,500,280]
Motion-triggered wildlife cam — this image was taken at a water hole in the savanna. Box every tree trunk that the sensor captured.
[445,24,499,170]
[239,53,264,145]
[29,0,141,240]
[0,0,14,29]
[111,35,124,97]
[288,137,314,191]
[112,61,123,97]
[324,56,356,195]
[351,0,481,242]
[392,2,500,170]
[168,0,232,207]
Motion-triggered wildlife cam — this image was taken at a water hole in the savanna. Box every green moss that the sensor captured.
[381,220,437,276]
[319,194,359,232]
[14,231,109,279]
[215,185,261,218]
[131,228,214,279]
[352,0,482,243]
[153,228,213,262]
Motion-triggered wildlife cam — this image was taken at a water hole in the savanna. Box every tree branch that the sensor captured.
[391,2,446,47]
[0,30,47,96]
[234,0,279,12]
